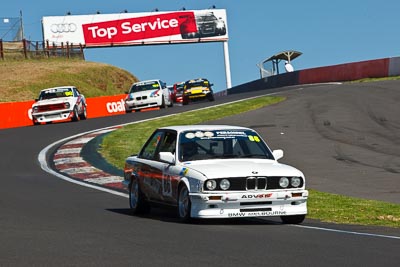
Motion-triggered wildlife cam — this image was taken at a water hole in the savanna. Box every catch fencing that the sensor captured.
[0,39,85,60]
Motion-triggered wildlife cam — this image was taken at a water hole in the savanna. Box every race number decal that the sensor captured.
[162,166,172,197]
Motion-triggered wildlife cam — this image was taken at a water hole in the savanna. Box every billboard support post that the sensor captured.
[223,41,232,89]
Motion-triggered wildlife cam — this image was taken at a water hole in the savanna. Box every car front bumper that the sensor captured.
[32,109,73,123]
[189,190,308,218]
[125,98,161,111]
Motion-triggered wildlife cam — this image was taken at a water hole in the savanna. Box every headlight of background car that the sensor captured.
[205,180,217,190]
[64,102,70,109]
[291,177,302,187]
[219,179,230,190]
[32,106,38,113]
[279,177,289,188]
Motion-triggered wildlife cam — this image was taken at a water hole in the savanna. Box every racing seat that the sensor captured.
[181,142,198,161]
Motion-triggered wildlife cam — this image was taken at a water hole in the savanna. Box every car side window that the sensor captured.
[74,88,80,97]
[139,131,164,160]
[159,131,177,154]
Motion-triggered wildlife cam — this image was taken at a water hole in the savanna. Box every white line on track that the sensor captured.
[38,87,400,241]
[292,224,400,240]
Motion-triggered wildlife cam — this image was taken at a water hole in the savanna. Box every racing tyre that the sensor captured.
[71,106,79,122]
[280,215,306,224]
[207,93,215,102]
[177,184,192,223]
[125,109,132,113]
[79,106,87,120]
[32,120,40,126]
[168,98,174,108]
[129,178,150,214]
[160,97,166,109]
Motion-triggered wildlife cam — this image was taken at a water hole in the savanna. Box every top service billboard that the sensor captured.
[42,9,228,47]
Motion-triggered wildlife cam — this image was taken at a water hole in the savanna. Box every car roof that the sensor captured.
[186,78,209,83]
[159,125,253,133]
[40,86,75,92]
[133,79,161,84]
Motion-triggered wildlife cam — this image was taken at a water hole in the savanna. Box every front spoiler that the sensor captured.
[190,190,308,218]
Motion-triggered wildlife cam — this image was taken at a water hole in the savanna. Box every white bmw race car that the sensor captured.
[124,79,173,113]
[31,86,87,125]
[123,125,308,223]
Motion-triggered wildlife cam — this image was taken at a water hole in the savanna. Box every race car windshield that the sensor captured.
[130,82,160,93]
[186,81,208,89]
[39,88,74,100]
[179,130,274,162]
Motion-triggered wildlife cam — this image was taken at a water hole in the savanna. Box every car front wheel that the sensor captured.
[178,184,191,222]
[71,106,79,122]
[79,105,87,120]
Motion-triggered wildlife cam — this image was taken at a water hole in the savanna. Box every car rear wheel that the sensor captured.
[129,178,150,214]
[177,184,191,222]
[280,215,306,224]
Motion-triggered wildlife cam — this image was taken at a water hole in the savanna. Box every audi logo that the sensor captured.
[50,23,77,33]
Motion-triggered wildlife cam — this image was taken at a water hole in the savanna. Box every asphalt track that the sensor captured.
[0,81,399,266]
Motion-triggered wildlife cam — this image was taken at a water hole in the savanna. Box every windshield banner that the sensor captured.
[42,9,228,47]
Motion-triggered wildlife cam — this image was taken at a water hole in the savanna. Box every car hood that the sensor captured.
[32,97,73,107]
[183,159,304,179]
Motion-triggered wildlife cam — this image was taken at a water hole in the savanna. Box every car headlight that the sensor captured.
[219,179,230,190]
[65,102,70,109]
[205,180,217,190]
[279,177,289,188]
[291,177,302,188]
[32,106,38,113]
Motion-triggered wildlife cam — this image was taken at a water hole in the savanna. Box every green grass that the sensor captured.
[100,95,400,228]
[349,76,400,83]
[308,190,400,228]
[0,58,138,102]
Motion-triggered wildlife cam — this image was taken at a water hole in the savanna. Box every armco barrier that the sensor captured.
[0,94,127,129]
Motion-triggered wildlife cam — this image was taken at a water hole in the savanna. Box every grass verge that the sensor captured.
[100,96,400,228]
[0,58,138,102]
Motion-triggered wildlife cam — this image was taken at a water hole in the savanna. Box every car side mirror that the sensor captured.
[272,149,284,160]
[159,152,175,164]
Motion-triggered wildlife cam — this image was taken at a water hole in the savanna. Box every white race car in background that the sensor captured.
[31,86,87,125]
[124,79,173,113]
[123,125,308,223]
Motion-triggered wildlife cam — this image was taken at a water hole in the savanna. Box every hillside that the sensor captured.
[0,59,139,102]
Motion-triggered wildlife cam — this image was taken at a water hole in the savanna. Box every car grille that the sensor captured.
[37,103,67,112]
[200,23,216,35]
[136,96,147,100]
[203,176,303,191]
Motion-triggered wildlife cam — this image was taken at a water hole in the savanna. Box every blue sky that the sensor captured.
[2,0,400,92]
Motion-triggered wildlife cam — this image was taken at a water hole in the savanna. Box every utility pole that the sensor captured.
[19,10,24,40]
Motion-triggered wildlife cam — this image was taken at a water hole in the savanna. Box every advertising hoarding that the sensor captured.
[42,9,228,47]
